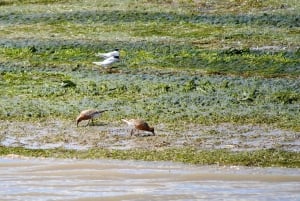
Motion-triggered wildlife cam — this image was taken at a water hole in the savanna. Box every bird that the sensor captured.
[76,109,108,127]
[122,119,155,136]
[92,55,120,68]
[95,48,119,59]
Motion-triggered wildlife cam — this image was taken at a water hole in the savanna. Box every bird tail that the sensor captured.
[92,61,102,66]
[95,53,106,58]
[96,109,109,114]
[121,119,130,124]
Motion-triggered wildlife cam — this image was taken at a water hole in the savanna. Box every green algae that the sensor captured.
[0,68,299,131]
[1,146,299,168]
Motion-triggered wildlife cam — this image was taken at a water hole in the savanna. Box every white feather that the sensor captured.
[92,56,119,68]
[95,49,119,58]
[121,119,135,126]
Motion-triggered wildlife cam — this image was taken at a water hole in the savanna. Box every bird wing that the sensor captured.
[95,52,111,58]
[111,51,119,57]
[100,57,115,65]
[92,58,112,66]
[95,51,119,58]
[92,61,103,66]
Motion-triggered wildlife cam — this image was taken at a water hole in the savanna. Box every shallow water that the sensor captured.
[1,157,300,201]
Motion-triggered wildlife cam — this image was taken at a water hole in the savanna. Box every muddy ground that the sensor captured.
[0,120,299,152]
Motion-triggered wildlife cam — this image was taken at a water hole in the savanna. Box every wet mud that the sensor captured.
[0,120,299,152]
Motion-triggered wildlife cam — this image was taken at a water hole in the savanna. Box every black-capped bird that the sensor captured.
[95,48,119,59]
[92,55,120,68]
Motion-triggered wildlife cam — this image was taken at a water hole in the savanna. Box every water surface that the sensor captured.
[1,156,299,201]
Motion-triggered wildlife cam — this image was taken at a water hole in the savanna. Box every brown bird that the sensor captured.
[76,109,108,127]
[122,119,155,136]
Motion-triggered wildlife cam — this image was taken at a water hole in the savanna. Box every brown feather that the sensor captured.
[122,119,155,136]
[76,109,108,127]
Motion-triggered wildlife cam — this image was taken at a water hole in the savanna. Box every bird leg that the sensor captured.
[130,129,135,136]
[136,129,140,136]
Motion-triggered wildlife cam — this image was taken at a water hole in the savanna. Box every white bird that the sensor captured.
[95,48,119,58]
[92,55,120,68]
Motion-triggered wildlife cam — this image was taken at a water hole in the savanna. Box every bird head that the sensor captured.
[149,127,155,136]
[76,116,83,127]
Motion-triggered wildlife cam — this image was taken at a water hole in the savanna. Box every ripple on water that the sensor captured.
[0,157,299,201]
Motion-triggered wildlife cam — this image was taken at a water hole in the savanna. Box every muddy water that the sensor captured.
[1,157,299,201]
